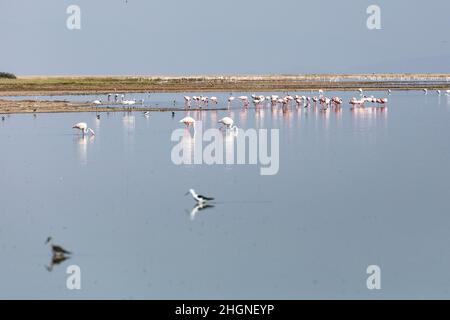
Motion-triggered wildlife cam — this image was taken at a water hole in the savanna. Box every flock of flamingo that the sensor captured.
[70,88,450,136]
[182,88,391,110]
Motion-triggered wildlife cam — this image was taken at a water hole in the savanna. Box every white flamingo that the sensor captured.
[179,116,196,127]
[350,97,365,106]
[218,117,237,131]
[92,99,101,105]
[72,122,95,136]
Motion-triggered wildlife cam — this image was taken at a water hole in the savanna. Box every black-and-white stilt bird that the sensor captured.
[45,236,71,256]
[186,189,214,204]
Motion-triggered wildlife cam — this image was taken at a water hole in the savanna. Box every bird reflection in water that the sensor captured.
[45,237,72,272]
[75,135,95,165]
[351,106,388,118]
[189,202,215,221]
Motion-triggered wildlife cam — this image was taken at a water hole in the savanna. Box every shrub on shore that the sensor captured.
[0,72,17,79]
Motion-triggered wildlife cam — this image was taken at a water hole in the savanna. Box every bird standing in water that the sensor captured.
[45,236,71,256]
[186,189,214,204]
[45,236,72,271]
[72,122,95,136]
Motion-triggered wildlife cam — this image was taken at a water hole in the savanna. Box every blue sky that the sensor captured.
[0,0,449,75]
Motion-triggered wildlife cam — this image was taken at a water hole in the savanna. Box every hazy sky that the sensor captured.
[1,0,449,75]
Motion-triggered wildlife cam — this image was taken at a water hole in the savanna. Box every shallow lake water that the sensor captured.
[1,91,450,299]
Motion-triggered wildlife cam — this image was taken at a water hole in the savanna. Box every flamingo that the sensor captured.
[332,97,343,105]
[376,98,388,104]
[72,122,95,136]
[218,117,237,131]
[238,96,249,107]
[92,99,102,105]
[179,116,195,127]
[201,96,209,105]
[350,97,365,106]
[210,97,218,104]
[363,96,376,103]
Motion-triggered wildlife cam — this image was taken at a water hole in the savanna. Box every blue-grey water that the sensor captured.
[1,91,450,299]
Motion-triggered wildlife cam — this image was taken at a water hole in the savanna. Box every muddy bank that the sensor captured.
[0,99,224,114]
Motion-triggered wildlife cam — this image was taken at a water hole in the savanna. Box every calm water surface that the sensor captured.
[1,92,450,299]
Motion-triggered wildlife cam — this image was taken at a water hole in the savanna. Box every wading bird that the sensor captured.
[72,122,95,136]
[45,237,71,272]
[218,116,238,131]
[45,237,71,256]
[349,97,365,106]
[186,189,214,204]
[179,116,195,127]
